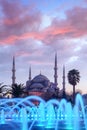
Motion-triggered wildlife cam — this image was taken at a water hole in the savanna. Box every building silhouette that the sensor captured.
[12,56,16,85]
[12,53,66,99]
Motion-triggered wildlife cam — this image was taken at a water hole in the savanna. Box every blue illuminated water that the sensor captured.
[0,94,87,130]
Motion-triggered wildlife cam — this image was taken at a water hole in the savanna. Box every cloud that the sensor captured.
[1,2,86,68]
[84,0,87,3]
[41,6,87,45]
[1,2,87,46]
[0,0,42,42]
[0,1,86,68]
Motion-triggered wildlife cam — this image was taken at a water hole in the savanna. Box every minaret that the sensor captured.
[62,65,66,97]
[40,70,42,75]
[29,66,31,81]
[54,52,58,87]
[12,56,16,85]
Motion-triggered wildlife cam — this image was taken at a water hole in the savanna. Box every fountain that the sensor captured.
[0,94,87,130]
[0,110,5,124]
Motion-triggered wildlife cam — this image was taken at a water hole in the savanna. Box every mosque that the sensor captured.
[12,53,66,99]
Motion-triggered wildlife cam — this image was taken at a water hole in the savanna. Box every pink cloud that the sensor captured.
[40,6,87,44]
[0,0,42,42]
[0,0,87,47]
[15,51,31,57]
[84,0,87,3]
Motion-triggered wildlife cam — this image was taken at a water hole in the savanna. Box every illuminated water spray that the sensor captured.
[0,110,5,124]
[0,94,87,130]
[20,108,28,130]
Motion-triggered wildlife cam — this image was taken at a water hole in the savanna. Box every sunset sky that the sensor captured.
[0,0,87,94]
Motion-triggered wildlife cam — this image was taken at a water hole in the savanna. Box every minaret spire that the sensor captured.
[29,66,31,81]
[54,52,58,87]
[40,70,42,75]
[12,56,16,85]
[62,65,66,97]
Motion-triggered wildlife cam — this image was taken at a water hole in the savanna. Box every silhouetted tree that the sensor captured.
[67,69,80,104]
[9,83,25,98]
[62,90,66,99]
[0,83,7,98]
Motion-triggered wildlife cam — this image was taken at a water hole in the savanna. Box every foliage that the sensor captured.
[9,83,25,98]
[67,69,80,104]
[67,69,80,86]
[0,83,7,98]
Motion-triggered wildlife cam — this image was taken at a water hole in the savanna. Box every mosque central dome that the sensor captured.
[32,74,49,83]
[26,74,51,93]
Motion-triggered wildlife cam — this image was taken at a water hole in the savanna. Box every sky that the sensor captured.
[0,0,87,94]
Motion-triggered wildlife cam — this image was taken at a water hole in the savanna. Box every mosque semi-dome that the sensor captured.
[30,83,44,89]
